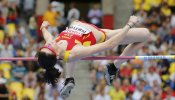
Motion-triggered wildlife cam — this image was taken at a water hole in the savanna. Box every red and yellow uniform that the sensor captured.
[55,21,106,62]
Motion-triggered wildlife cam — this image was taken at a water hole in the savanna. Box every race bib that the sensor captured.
[67,25,91,35]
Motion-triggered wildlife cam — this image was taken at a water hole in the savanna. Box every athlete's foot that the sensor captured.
[60,77,75,98]
[105,63,119,85]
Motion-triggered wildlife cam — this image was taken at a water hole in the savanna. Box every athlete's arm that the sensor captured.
[40,21,54,43]
[71,16,139,61]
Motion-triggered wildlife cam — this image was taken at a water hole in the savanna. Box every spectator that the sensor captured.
[11,92,18,100]
[22,96,30,100]
[0,36,14,58]
[121,78,135,95]
[6,2,18,24]
[0,11,5,30]
[170,12,175,28]
[0,70,9,100]
[23,70,36,88]
[11,61,27,81]
[132,80,144,100]
[93,85,111,100]
[157,21,171,38]
[12,30,29,50]
[162,86,175,100]
[67,3,80,24]
[109,79,126,100]
[43,5,58,35]
[152,80,162,96]
[163,30,175,46]
[29,13,37,39]
[119,64,132,79]
[22,0,35,23]
[136,9,147,25]
[140,91,153,100]
[87,4,102,27]
[146,66,162,87]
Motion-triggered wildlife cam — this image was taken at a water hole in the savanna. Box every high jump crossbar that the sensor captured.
[0,55,175,61]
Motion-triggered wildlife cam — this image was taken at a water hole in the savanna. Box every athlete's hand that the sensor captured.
[40,21,50,30]
[127,16,139,27]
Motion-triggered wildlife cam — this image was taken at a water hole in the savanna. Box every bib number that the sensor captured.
[68,25,91,35]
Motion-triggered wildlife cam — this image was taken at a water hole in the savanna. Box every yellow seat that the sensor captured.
[161,7,172,16]
[167,0,175,7]
[169,62,175,75]
[6,23,16,37]
[0,63,11,79]
[9,82,23,99]
[161,74,169,81]
[0,30,4,43]
[133,0,142,11]
[22,88,35,100]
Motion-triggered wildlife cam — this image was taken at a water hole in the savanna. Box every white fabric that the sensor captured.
[69,25,91,34]
[132,90,143,100]
[171,15,175,28]
[170,73,175,81]
[146,73,162,87]
[67,8,80,22]
[88,9,102,25]
[93,94,111,100]
[23,0,35,10]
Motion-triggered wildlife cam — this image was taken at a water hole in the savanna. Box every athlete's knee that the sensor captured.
[140,28,151,41]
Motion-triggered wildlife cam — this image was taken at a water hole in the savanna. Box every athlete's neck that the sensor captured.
[55,40,67,59]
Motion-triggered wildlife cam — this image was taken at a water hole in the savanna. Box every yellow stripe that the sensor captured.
[64,51,70,62]
[135,56,139,59]
[99,32,106,43]
[171,55,175,59]
[83,41,91,46]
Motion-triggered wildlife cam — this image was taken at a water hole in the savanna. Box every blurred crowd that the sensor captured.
[0,0,175,100]
[0,0,104,99]
[0,0,99,99]
[90,0,175,100]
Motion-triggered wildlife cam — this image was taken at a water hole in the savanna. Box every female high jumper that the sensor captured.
[36,16,150,98]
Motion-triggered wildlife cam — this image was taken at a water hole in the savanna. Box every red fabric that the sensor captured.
[36,15,43,41]
[121,85,135,93]
[120,67,132,78]
[161,91,166,99]
[56,31,96,50]
[102,15,114,29]
[171,28,175,36]
[0,17,5,25]
[128,85,135,92]
[55,21,105,50]
[161,91,175,99]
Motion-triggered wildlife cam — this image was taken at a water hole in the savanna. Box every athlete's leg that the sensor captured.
[113,42,145,66]
[103,28,150,66]
[60,62,76,98]
[102,28,150,44]
[103,28,151,85]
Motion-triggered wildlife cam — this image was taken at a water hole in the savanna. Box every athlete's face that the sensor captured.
[39,41,62,60]
[40,43,57,57]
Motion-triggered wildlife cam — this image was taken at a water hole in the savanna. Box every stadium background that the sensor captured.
[0,0,175,100]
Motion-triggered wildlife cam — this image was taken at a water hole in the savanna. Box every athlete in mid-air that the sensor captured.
[36,16,150,98]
